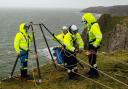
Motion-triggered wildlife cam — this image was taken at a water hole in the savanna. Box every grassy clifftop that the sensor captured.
[1,51,128,89]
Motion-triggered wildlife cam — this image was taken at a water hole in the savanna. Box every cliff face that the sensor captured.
[107,19,128,51]
[81,14,128,52]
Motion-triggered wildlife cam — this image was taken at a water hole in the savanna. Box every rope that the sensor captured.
[51,43,128,87]
[1,49,126,89]
[55,45,128,87]
[56,43,128,87]
[29,53,42,89]
[63,49,77,57]
[42,55,113,89]
[77,56,128,87]
[114,73,128,79]
[58,64,114,89]
[0,52,43,89]
[53,47,84,68]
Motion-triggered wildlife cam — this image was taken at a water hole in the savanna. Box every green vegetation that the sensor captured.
[1,51,128,89]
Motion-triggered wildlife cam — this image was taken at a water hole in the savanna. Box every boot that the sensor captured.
[21,69,28,78]
[86,68,92,75]
[68,72,73,79]
[74,69,79,78]
[68,72,78,80]
[21,69,33,80]
[88,68,99,78]
[93,69,99,78]
[21,69,27,78]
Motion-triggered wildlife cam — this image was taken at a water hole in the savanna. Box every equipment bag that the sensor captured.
[53,47,64,64]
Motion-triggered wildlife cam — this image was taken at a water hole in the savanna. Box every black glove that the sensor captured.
[52,33,55,36]
[62,45,66,49]
[89,44,97,49]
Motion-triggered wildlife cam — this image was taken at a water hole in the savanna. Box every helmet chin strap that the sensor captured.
[69,28,74,34]
[26,30,28,33]
[69,25,78,35]
[24,24,30,33]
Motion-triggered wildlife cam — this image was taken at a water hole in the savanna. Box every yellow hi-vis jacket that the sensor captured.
[53,32,65,44]
[83,13,102,47]
[63,31,84,52]
[14,23,32,54]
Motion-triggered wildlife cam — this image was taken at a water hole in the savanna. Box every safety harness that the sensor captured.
[19,32,30,52]
[87,22,102,48]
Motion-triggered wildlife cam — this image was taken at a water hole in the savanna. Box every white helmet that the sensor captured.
[69,25,78,34]
[70,25,78,31]
[62,26,68,30]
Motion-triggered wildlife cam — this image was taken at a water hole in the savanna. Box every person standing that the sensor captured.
[63,25,84,80]
[14,23,32,79]
[82,13,102,78]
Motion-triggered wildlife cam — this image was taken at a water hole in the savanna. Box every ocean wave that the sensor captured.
[37,47,56,59]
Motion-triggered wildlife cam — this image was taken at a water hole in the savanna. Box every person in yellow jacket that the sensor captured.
[63,25,84,80]
[54,26,68,44]
[53,26,68,64]
[14,23,32,79]
[82,13,102,78]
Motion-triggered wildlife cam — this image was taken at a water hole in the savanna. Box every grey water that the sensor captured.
[0,8,101,78]
[0,8,84,78]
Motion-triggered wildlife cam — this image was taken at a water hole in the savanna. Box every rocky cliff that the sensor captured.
[107,18,128,51]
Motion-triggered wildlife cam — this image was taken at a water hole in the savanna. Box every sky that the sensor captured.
[0,0,128,9]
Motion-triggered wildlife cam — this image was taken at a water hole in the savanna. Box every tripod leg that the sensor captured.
[10,55,19,77]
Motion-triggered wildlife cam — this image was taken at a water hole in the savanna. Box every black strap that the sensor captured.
[20,32,29,50]
[86,32,89,49]
[89,38,96,44]
[86,22,97,49]
[72,35,78,48]
[91,22,97,25]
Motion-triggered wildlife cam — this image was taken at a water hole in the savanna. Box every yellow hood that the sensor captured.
[19,23,26,34]
[82,13,96,24]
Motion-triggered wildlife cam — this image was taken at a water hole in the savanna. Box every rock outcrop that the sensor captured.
[107,19,128,51]
[98,14,112,33]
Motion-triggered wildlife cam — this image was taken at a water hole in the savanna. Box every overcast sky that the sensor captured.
[0,0,128,9]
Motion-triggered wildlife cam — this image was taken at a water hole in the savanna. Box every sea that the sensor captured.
[0,8,101,79]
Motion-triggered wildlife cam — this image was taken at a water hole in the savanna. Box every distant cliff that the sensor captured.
[81,5,128,16]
